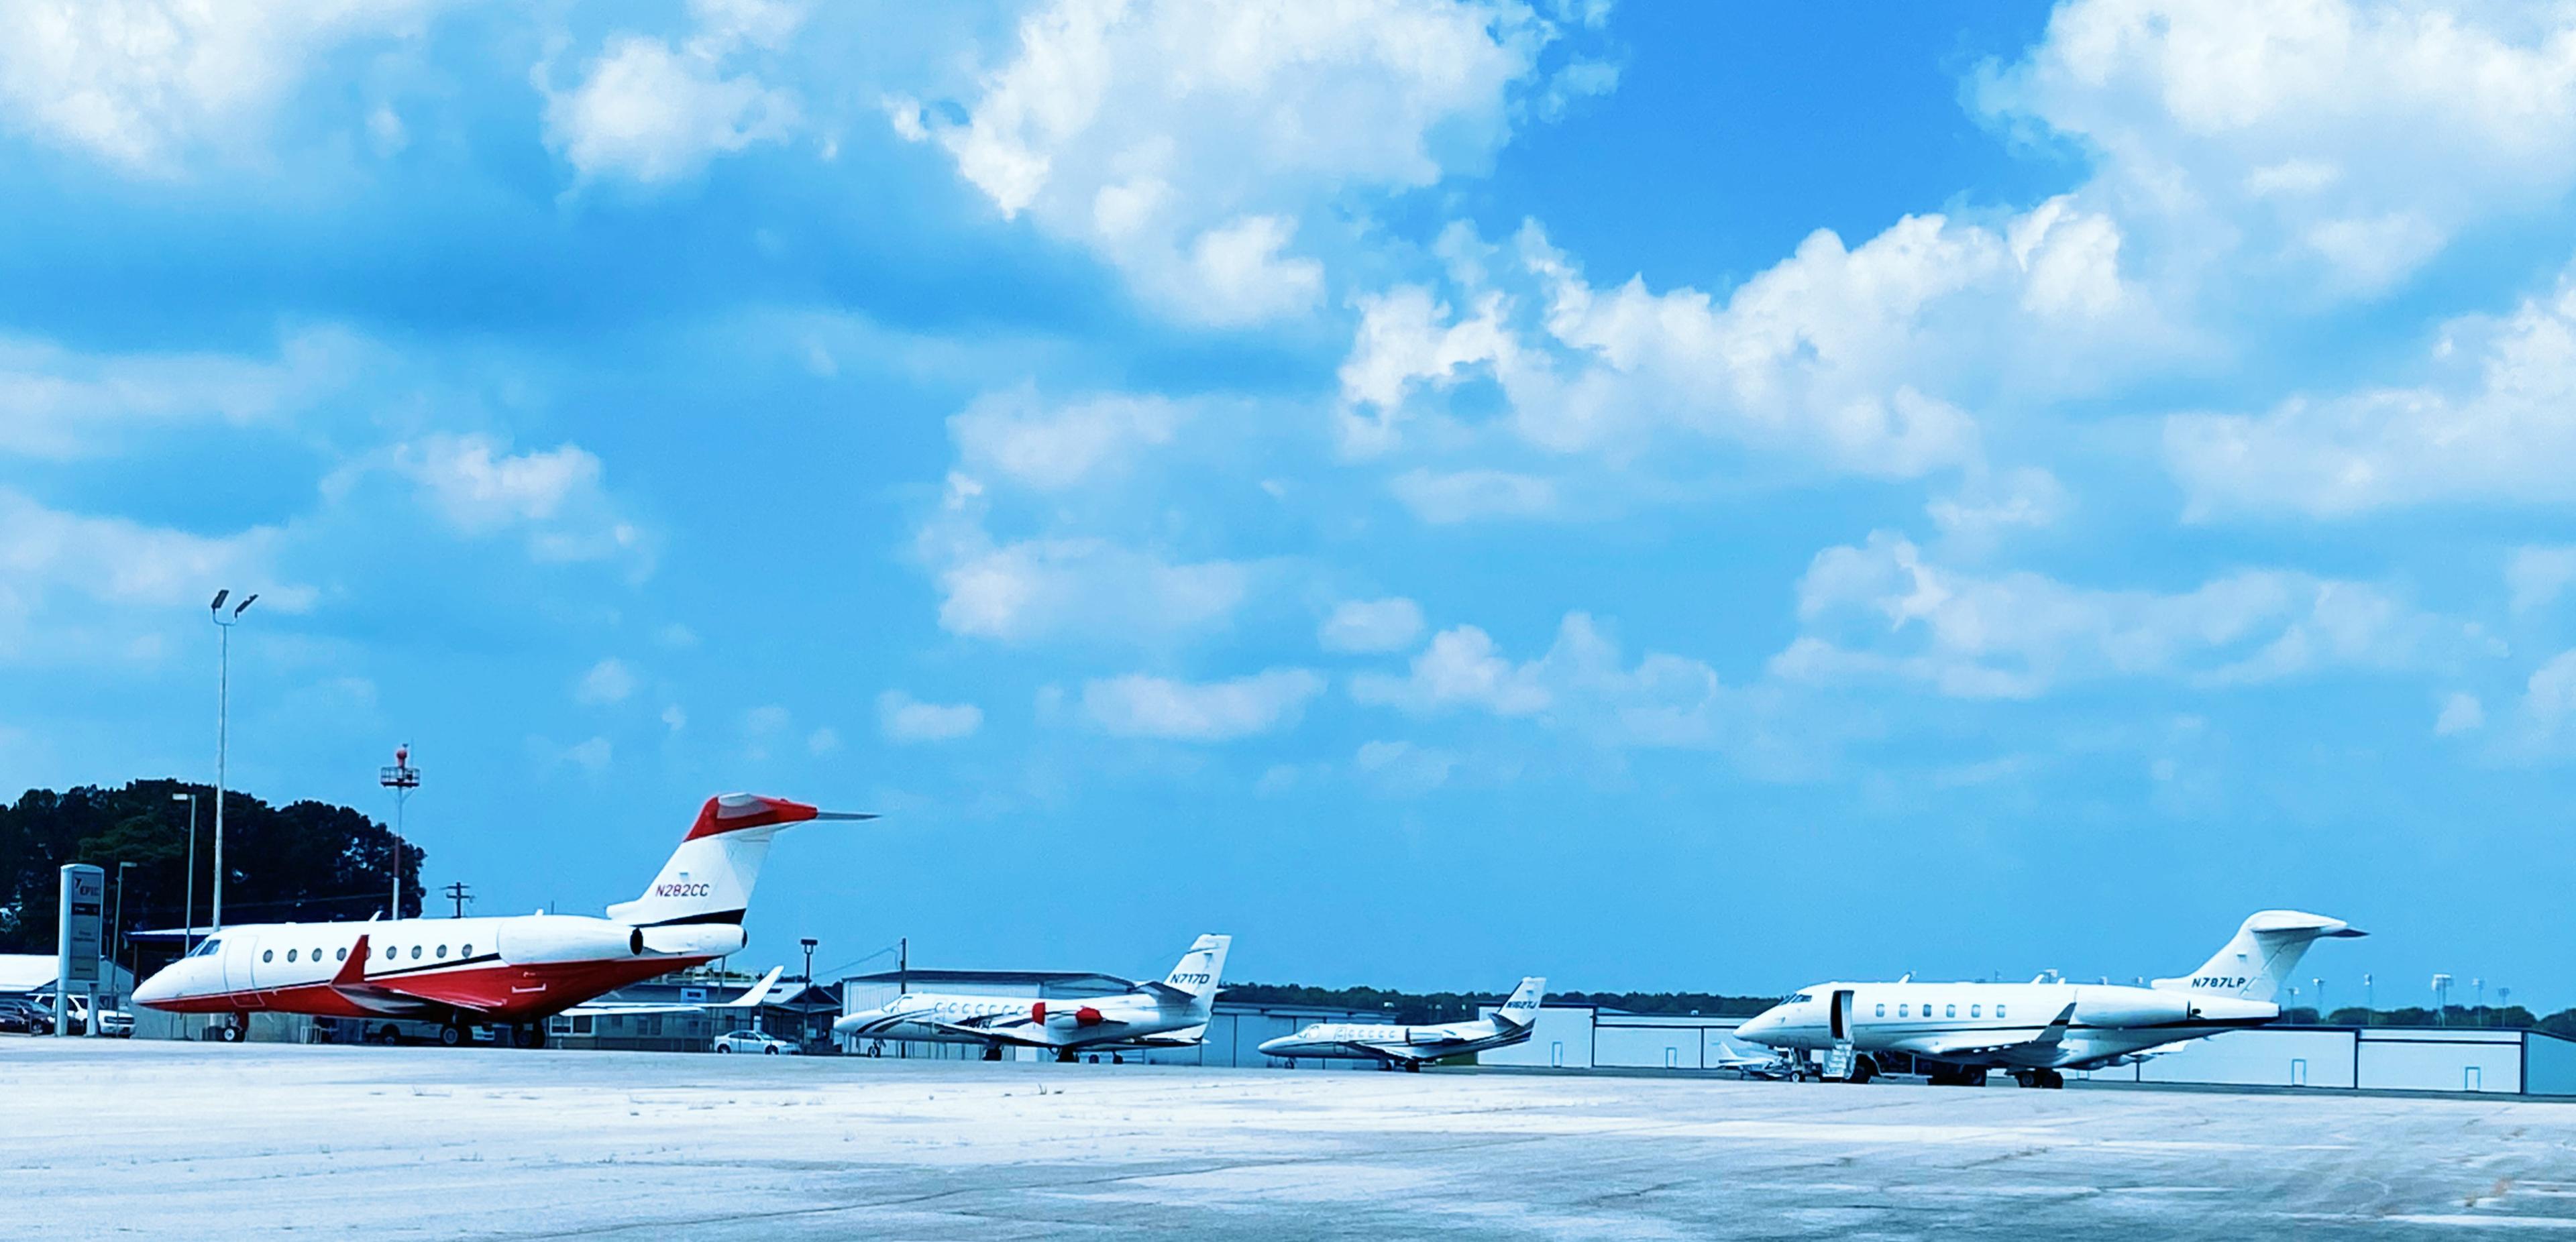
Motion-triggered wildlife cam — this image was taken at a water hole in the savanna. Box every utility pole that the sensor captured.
[800,937,818,984]
[380,744,421,919]
[112,861,134,1005]
[443,881,472,919]
[898,937,907,995]
[2433,973,2453,1026]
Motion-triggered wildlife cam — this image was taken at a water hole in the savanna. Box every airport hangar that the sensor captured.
[1482,1001,2576,1096]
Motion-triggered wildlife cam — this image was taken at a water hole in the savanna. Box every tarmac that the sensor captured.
[8,1039,2576,1239]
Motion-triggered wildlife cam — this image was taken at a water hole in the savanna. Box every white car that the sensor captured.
[712,1030,798,1054]
[32,995,133,1037]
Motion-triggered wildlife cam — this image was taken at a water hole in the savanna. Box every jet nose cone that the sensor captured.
[1256,1036,1291,1056]
[1734,1011,1780,1045]
[132,968,177,1009]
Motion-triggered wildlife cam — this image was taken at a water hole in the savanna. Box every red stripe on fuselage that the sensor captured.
[144,954,714,1022]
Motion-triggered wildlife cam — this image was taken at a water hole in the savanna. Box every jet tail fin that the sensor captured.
[606,795,869,927]
[1139,934,1230,1012]
[2152,910,2365,1003]
[1495,976,1546,1028]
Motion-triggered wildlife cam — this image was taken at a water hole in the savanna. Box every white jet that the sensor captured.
[1258,976,1544,1071]
[133,793,867,1046]
[834,934,1230,1063]
[1733,909,2364,1088]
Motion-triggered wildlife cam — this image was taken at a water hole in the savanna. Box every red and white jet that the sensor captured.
[133,793,865,1046]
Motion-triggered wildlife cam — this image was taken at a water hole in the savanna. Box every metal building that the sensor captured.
[2075,1025,2576,1096]
[1474,1005,1766,1071]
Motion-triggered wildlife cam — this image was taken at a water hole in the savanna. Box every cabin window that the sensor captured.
[462,944,473,956]
[311,947,321,961]
[436,944,449,960]
[335,948,347,961]
[1945,1005,1955,1018]
[1971,1005,1982,1018]
[286,950,297,962]
[262,950,273,962]
[1898,1004,1909,1017]
[382,945,396,960]
[1874,1003,1885,1017]
[410,945,422,960]
[1997,1005,2008,1019]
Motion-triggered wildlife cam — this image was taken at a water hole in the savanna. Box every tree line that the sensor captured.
[0,780,422,955]
[1220,982,1776,1025]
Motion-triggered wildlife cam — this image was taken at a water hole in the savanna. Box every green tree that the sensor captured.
[0,780,423,954]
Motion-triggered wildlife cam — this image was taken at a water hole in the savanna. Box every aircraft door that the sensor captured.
[1831,990,1855,1041]
[221,932,263,1004]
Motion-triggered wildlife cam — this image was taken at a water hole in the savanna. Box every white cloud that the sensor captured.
[0,328,371,459]
[1389,467,1559,523]
[0,0,451,174]
[1353,738,1459,796]
[918,475,1250,645]
[895,0,1569,325]
[1352,624,1550,716]
[1081,668,1325,740]
[0,488,315,667]
[877,691,983,743]
[2166,264,2576,516]
[2436,691,2484,736]
[806,726,842,755]
[2510,547,2576,616]
[540,0,802,186]
[1320,597,1426,653]
[1338,206,2155,496]
[1773,530,2452,697]
[348,433,647,569]
[574,657,637,705]
[661,703,688,733]
[1981,0,2576,295]
[949,388,1187,492]
[1352,612,1727,748]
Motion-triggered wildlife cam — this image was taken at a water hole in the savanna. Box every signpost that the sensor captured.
[57,864,104,1036]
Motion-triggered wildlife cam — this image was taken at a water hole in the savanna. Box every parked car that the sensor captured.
[28,993,135,1037]
[712,1030,798,1054]
[0,998,48,1033]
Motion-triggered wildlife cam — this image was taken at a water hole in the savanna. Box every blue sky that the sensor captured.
[7,0,2576,1011]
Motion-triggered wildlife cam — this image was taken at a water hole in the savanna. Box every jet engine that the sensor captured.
[1032,1001,1106,1028]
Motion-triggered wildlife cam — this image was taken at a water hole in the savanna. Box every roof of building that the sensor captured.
[0,955,58,992]
[838,969,1138,993]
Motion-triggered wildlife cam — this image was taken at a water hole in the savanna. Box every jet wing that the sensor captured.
[1903,1003,2080,1067]
[559,968,786,1018]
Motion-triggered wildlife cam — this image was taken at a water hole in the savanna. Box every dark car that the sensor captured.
[0,998,50,1033]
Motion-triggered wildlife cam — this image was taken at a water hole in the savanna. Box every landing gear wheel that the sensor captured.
[437,1023,463,1048]
[512,1023,545,1050]
[215,1021,244,1043]
[1057,1048,1077,1064]
[2035,1069,2065,1090]
[981,1045,1004,1062]
[1847,1056,1878,1084]
[376,1024,401,1045]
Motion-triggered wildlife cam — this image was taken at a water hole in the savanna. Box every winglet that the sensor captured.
[2031,1001,2078,1048]
[333,934,372,989]
[719,966,785,1009]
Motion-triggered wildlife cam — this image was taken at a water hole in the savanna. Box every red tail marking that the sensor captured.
[684,794,820,841]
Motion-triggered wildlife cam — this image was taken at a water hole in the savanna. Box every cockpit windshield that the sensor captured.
[1785,993,1813,1004]
[185,938,221,959]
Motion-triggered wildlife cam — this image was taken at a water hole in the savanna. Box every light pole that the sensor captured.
[172,792,197,951]
[379,744,419,919]
[2314,978,2326,1024]
[2364,973,2373,1025]
[2433,974,2453,1026]
[2502,986,2514,1024]
[209,589,256,932]
[112,861,134,1005]
[800,938,818,984]
[2474,978,2486,1027]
